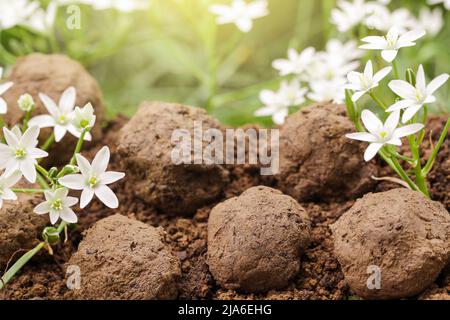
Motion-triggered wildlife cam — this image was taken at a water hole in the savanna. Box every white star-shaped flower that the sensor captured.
[59,146,125,209]
[0,67,14,114]
[272,47,316,76]
[308,78,346,104]
[0,126,48,183]
[346,110,424,161]
[34,188,78,225]
[71,102,96,133]
[387,65,449,123]
[360,27,425,62]
[255,79,307,124]
[28,87,92,142]
[209,0,268,33]
[0,170,22,209]
[346,60,392,101]
[331,0,369,32]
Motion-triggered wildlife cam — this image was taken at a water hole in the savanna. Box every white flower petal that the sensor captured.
[2,189,17,201]
[54,125,68,142]
[393,124,424,139]
[384,110,400,133]
[0,98,7,114]
[21,126,40,148]
[64,196,79,207]
[95,185,119,209]
[28,115,55,128]
[3,127,20,148]
[351,90,366,102]
[59,87,76,113]
[345,132,378,143]
[39,93,59,118]
[381,49,398,62]
[59,174,85,190]
[399,29,426,43]
[20,160,37,183]
[3,170,22,187]
[361,109,383,134]
[427,73,449,95]
[364,143,384,161]
[28,148,48,159]
[402,105,423,123]
[272,108,288,125]
[34,202,51,214]
[373,66,392,83]
[80,188,94,209]
[59,207,78,224]
[92,146,110,174]
[388,80,416,99]
[101,171,125,185]
[75,154,92,176]
[49,210,60,225]
[386,99,415,112]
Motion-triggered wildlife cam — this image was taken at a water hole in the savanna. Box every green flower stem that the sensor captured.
[35,164,52,185]
[0,242,45,290]
[41,133,55,151]
[70,129,87,165]
[384,148,415,163]
[369,91,387,110]
[22,111,32,131]
[423,117,450,176]
[57,221,67,234]
[392,60,400,79]
[389,155,419,192]
[11,188,46,194]
[407,135,430,198]
[36,173,50,189]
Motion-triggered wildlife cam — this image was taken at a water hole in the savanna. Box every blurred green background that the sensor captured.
[1,0,449,126]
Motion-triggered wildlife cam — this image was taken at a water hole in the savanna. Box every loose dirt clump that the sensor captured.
[276,103,378,202]
[2,53,104,163]
[117,101,229,215]
[332,188,450,299]
[0,193,48,269]
[207,186,311,293]
[66,214,181,300]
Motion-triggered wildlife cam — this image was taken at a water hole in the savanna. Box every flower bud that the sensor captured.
[18,93,35,112]
[48,167,59,179]
[57,164,80,178]
[42,227,60,244]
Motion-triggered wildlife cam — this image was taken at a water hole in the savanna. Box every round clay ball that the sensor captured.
[117,101,229,215]
[2,54,104,163]
[67,214,181,300]
[207,186,311,292]
[0,193,48,269]
[276,103,378,202]
[332,188,450,299]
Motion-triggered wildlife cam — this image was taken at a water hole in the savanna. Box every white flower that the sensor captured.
[428,0,450,10]
[25,1,57,33]
[59,146,125,209]
[0,171,22,209]
[346,60,392,102]
[360,27,426,62]
[34,188,78,225]
[0,67,13,114]
[387,65,449,123]
[0,0,40,30]
[346,110,424,161]
[209,0,268,33]
[18,93,35,112]
[272,47,315,76]
[416,7,443,36]
[323,39,363,63]
[365,6,415,34]
[331,0,369,32]
[256,79,307,124]
[71,102,96,132]
[308,79,346,104]
[80,0,149,12]
[0,126,48,183]
[28,87,92,142]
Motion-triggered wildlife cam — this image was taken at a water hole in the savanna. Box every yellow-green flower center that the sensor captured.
[58,115,67,124]
[51,199,63,211]
[380,131,388,139]
[80,119,89,128]
[89,177,98,188]
[14,148,26,159]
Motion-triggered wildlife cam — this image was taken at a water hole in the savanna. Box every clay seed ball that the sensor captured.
[207,186,311,292]
[332,188,450,299]
[117,101,229,215]
[0,193,48,269]
[276,103,378,202]
[67,214,181,300]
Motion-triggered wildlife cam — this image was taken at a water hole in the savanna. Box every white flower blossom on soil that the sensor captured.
[72,102,96,132]
[387,65,449,123]
[0,67,14,114]
[360,27,426,62]
[34,188,78,224]
[255,79,307,125]
[58,146,125,209]
[346,109,424,161]
[209,0,269,33]
[0,126,48,183]
[346,60,392,102]
[0,171,22,209]
[28,87,92,142]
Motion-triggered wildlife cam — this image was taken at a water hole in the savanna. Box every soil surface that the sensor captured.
[0,116,449,300]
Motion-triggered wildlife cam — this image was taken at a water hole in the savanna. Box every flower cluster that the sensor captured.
[255,39,362,124]
[344,25,449,197]
[0,76,125,225]
[332,0,445,36]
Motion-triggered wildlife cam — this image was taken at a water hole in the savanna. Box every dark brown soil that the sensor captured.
[1,116,449,300]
